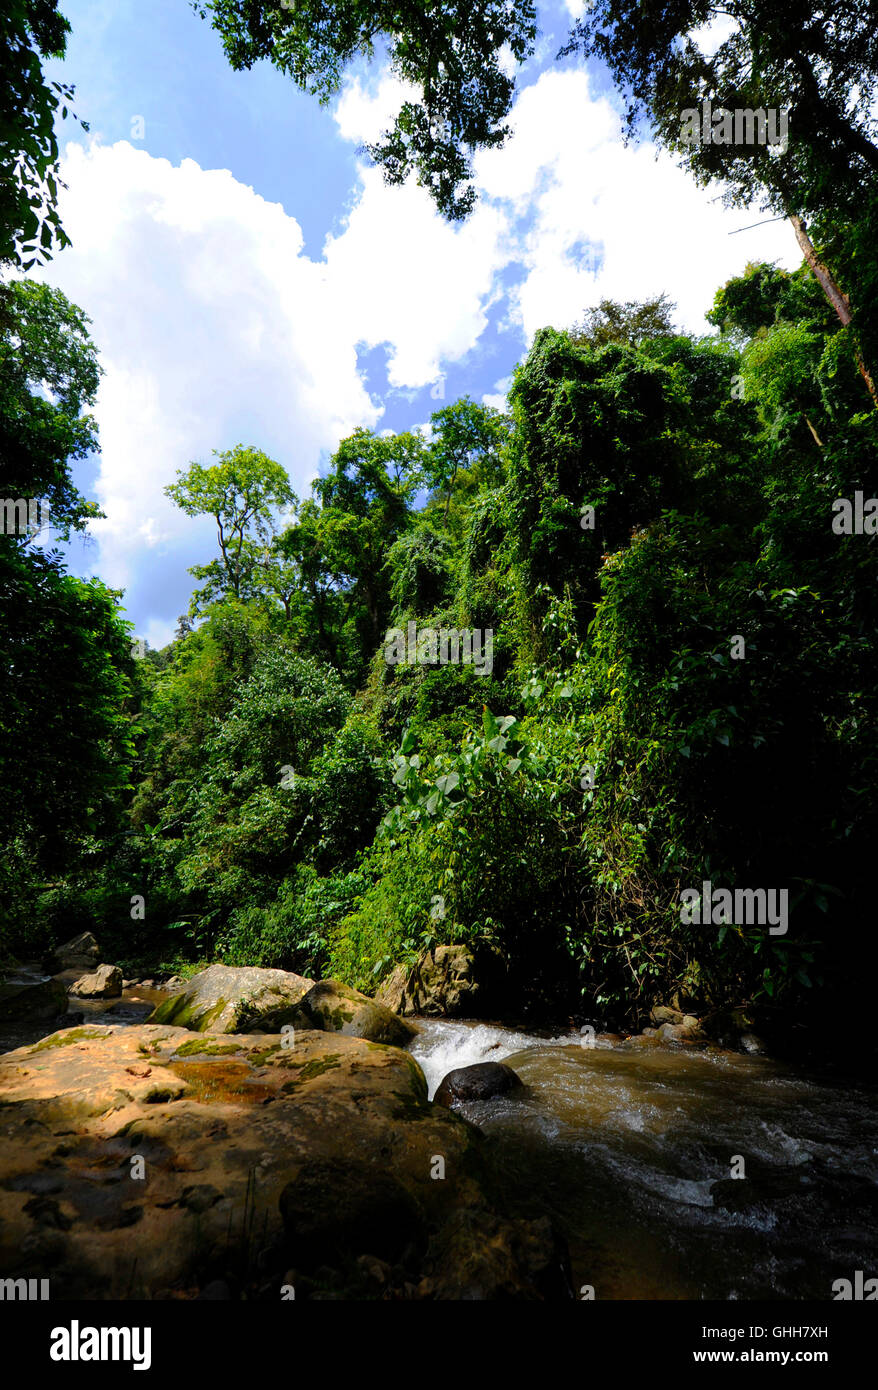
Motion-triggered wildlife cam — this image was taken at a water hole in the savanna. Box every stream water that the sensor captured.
[410,1019,878,1300]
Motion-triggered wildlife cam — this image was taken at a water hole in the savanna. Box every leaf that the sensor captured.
[435,771,460,796]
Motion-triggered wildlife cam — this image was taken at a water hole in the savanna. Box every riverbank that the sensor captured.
[2,956,876,1301]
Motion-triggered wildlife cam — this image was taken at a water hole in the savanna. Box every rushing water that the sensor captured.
[410,1019,878,1300]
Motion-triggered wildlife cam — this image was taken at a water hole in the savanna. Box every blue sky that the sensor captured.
[35,0,801,647]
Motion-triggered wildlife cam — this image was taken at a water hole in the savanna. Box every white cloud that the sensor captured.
[482,375,513,413]
[38,60,801,634]
[688,14,739,57]
[334,71,419,145]
[474,68,799,339]
[37,141,385,593]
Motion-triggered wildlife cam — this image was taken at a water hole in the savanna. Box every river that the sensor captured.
[410,1019,878,1300]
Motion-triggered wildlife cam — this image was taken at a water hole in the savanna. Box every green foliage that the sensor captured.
[0,0,87,269]
[165,445,296,611]
[0,279,104,535]
[195,0,537,219]
[569,294,676,351]
[220,864,369,975]
[0,278,133,959]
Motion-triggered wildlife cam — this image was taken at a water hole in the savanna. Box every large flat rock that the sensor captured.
[0,1022,502,1299]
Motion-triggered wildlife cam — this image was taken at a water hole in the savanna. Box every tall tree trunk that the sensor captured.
[788,213,878,411]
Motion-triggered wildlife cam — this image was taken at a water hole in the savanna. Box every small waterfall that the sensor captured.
[409,1017,575,1099]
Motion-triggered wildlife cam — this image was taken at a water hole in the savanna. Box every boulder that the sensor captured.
[376,943,506,1018]
[434,1061,523,1108]
[147,964,313,1034]
[68,964,123,1000]
[650,1005,686,1026]
[0,1022,562,1299]
[52,932,100,971]
[0,975,67,1025]
[298,979,417,1046]
[657,1020,705,1045]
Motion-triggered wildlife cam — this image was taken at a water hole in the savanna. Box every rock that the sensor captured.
[356,1254,391,1288]
[298,979,417,1046]
[0,975,68,1025]
[196,1279,232,1300]
[50,932,101,972]
[376,943,505,1018]
[650,1005,686,1026]
[68,964,123,1000]
[434,1061,523,1108]
[0,1022,558,1300]
[147,964,314,1034]
[374,963,409,1015]
[657,1020,705,1045]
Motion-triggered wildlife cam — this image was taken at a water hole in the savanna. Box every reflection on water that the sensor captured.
[0,966,167,1055]
[410,1019,878,1300]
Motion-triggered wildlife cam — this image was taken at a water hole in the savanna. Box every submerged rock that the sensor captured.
[434,1061,523,1108]
[68,964,123,1000]
[298,978,417,1046]
[147,964,313,1033]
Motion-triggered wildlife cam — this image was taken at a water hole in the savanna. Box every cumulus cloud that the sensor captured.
[39,59,800,641]
[474,68,799,339]
[40,141,382,605]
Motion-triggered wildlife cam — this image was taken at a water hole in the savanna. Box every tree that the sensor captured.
[564,2,878,218]
[569,295,677,352]
[200,1,878,409]
[309,426,422,665]
[563,1,878,407]
[422,396,508,522]
[1,0,88,270]
[165,444,296,611]
[0,279,104,536]
[193,0,537,219]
